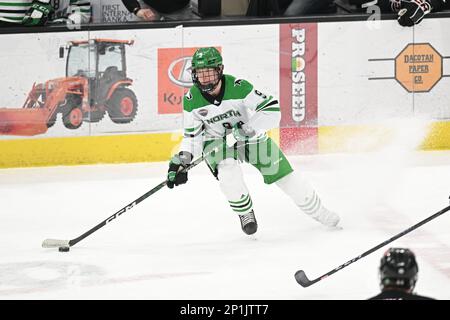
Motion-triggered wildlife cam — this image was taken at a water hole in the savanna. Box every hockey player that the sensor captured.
[353,0,449,26]
[393,0,448,26]
[0,0,91,26]
[167,47,340,235]
[368,248,435,300]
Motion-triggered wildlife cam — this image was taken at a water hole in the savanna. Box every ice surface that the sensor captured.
[0,150,449,299]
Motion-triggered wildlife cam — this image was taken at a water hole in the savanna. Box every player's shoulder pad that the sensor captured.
[184,89,193,101]
[183,88,195,112]
[224,74,254,99]
[227,74,253,89]
[183,86,209,112]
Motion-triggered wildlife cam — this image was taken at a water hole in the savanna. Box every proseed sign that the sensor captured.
[291,28,307,123]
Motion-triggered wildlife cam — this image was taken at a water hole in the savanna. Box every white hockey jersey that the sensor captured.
[179,74,281,159]
[0,0,91,24]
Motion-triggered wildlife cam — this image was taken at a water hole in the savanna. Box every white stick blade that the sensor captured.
[42,239,70,248]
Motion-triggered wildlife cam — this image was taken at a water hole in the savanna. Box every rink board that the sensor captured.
[0,18,449,167]
[0,133,182,168]
[318,121,450,153]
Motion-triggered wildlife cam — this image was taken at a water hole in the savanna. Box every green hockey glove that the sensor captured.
[23,0,53,26]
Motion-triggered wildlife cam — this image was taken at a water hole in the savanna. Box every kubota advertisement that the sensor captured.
[0,39,138,136]
[0,26,278,140]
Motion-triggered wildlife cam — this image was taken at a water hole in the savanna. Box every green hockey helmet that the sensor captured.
[191,47,224,92]
[191,47,223,69]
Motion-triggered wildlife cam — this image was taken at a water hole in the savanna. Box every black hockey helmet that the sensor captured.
[379,247,418,291]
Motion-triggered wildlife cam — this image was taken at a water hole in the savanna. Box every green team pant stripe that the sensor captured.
[299,192,321,214]
[299,191,317,209]
[228,194,250,204]
[232,200,253,213]
[230,197,252,209]
[204,136,294,185]
[303,197,321,215]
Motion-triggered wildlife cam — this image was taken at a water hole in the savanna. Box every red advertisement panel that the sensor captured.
[279,23,318,154]
[157,47,198,114]
[157,47,222,114]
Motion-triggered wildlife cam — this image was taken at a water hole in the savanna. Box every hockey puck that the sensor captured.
[58,247,70,252]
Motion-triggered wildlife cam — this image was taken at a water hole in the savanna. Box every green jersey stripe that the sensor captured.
[255,96,273,112]
[185,124,202,133]
[184,126,203,138]
[259,107,280,112]
[256,99,279,112]
[184,129,203,138]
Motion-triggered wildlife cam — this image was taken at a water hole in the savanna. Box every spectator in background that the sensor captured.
[350,0,449,26]
[121,0,199,21]
[283,0,336,15]
[246,0,292,16]
[222,0,250,16]
[0,0,91,27]
[368,248,435,300]
[246,0,335,16]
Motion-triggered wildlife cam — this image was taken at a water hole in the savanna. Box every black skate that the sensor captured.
[238,210,258,235]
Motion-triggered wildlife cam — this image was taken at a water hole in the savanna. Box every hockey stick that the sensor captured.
[295,203,450,287]
[42,150,214,250]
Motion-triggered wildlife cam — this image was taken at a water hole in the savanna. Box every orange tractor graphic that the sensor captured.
[0,39,138,136]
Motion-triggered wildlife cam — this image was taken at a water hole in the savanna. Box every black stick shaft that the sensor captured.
[68,181,167,246]
[67,154,207,247]
[296,204,450,287]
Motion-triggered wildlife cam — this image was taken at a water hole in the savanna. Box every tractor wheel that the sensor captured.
[107,88,138,124]
[85,110,106,123]
[63,106,83,129]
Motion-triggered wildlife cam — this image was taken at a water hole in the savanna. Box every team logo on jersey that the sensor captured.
[198,109,208,117]
[234,79,243,86]
[185,91,193,100]
[206,110,242,124]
